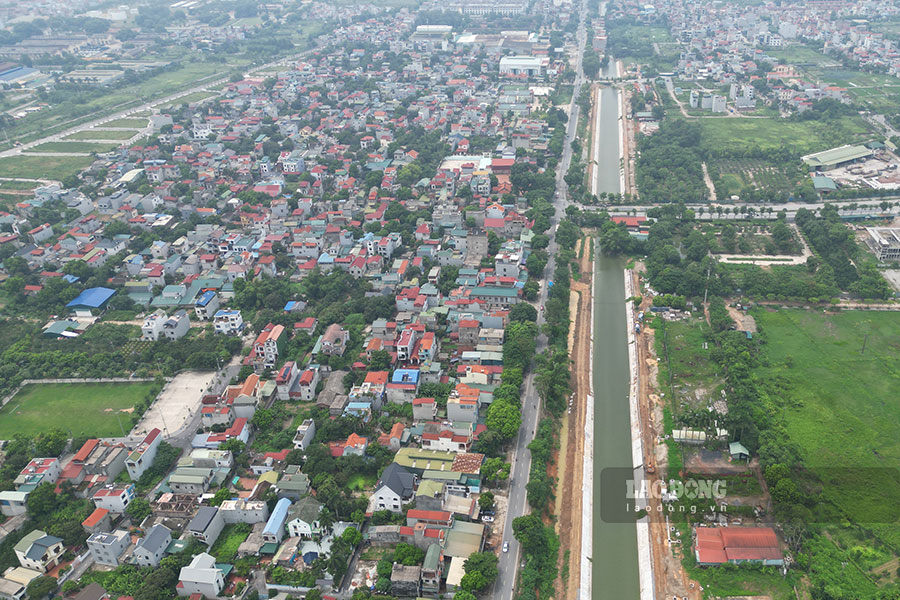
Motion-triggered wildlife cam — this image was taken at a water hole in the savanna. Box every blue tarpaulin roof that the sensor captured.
[66,287,115,309]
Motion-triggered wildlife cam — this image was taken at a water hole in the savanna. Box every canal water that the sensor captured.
[591,58,641,598]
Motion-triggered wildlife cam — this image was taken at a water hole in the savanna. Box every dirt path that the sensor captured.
[632,266,702,600]
[702,162,717,202]
[621,87,637,198]
[555,237,593,600]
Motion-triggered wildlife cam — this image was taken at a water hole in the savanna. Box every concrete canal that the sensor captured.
[590,57,641,598]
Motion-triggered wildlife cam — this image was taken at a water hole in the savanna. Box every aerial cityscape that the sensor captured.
[0,0,899,599]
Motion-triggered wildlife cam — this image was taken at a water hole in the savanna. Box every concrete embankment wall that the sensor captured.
[580,251,597,600]
[624,270,656,600]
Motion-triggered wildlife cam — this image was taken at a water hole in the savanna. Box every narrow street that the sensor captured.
[491,0,588,597]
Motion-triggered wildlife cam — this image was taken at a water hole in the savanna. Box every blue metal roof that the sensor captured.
[263,498,292,536]
[391,369,420,384]
[66,287,115,309]
[196,290,216,307]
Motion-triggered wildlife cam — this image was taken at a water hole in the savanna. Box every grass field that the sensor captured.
[0,155,94,180]
[698,115,873,154]
[0,382,157,438]
[30,141,119,154]
[756,309,900,468]
[103,118,149,128]
[756,309,900,548]
[0,180,39,190]
[160,91,217,108]
[767,45,834,66]
[64,129,138,141]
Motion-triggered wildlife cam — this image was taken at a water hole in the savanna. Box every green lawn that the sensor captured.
[756,309,900,468]
[64,129,138,141]
[30,141,119,154]
[0,382,157,438]
[698,115,873,154]
[0,155,94,180]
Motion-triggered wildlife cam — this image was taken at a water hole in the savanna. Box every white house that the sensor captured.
[132,524,171,568]
[292,419,316,451]
[371,464,416,513]
[14,531,64,573]
[92,485,136,513]
[162,310,191,340]
[126,429,161,480]
[213,309,244,335]
[219,499,269,524]
[141,310,168,341]
[87,530,130,566]
[194,290,220,320]
[177,552,224,597]
[285,496,322,539]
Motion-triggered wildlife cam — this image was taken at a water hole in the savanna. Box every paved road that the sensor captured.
[492,3,587,599]
[580,198,900,221]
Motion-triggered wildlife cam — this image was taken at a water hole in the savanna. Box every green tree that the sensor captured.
[126,497,152,523]
[26,576,57,599]
[209,488,232,506]
[485,400,521,440]
[512,514,546,553]
[462,552,498,591]
[26,482,59,519]
[478,492,495,511]
[509,302,537,323]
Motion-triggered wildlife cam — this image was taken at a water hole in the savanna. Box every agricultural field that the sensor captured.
[64,129,139,141]
[210,524,251,562]
[712,158,803,196]
[0,154,94,180]
[0,382,157,438]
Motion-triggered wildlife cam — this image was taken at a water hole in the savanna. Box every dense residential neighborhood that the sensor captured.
[6,0,900,598]
[0,1,579,599]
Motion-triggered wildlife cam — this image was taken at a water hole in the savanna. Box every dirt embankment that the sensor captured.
[631,265,703,600]
[554,237,594,600]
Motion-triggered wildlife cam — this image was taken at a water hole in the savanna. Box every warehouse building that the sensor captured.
[802,144,873,171]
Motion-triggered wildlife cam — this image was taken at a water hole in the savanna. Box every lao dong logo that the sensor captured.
[626,478,727,501]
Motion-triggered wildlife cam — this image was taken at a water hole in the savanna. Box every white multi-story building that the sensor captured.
[87,530,130,566]
[213,309,244,335]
